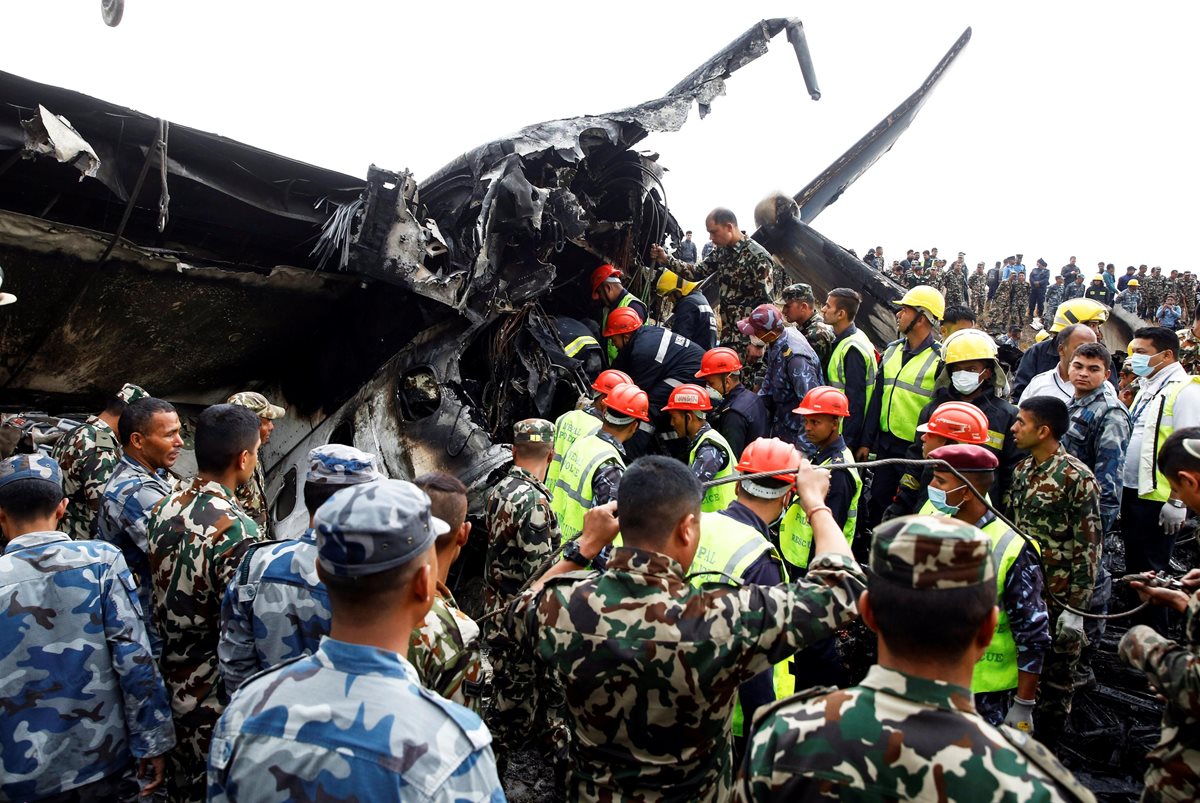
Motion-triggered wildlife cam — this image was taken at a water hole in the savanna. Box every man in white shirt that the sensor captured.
[1019,324,1097,405]
[1122,326,1200,633]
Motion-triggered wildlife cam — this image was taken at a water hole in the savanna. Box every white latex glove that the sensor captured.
[1002,696,1035,732]
[1160,502,1187,535]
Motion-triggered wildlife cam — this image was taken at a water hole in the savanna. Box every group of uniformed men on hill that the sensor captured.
[3,204,1200,802]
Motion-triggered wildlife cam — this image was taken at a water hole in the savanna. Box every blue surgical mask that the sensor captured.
[928,484,966,515]
[1128,351,1162,378]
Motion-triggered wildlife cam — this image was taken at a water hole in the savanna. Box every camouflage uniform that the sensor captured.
[97,453,175,655]
[218,529,330,692]
[209,639,502,802]
[968,270,989,318]
[210,478,503,802]
[484,465,560,609]
[489,546,866,802]
[148,477,262,801]
[1063,279,1086,302]
[408,581,486,712]
[989,277,1014,330]
[1044,281,1066,325]
[742,354,767,392]
[1117,289,1142,315]
[781,283,835,367]
[1142,271,1167,318]
[664,236,776,353]
[1008,277,1031,330]
[759,327,824,454]
[1178,272,1197,320]
[1177,326,1200,375]
[738,516,1091,803]
[1064,384,1131,534]
[218,445,381,696]
[941,263,969,310]
[227,391,285,538]
[0,447,174,801]
[1005,445,1103,749]
[1119,592,1200,802]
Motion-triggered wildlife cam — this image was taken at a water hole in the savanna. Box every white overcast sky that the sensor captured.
[4,1,1198,271]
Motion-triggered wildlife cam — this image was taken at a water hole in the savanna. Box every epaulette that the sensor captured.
[996,725,1095,802]
[236,538,287,587]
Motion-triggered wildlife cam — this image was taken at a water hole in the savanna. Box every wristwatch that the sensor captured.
[561,540,591,568]
[1168,498,1186,509]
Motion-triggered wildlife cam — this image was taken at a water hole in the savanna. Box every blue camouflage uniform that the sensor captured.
[209,477,503,802]
[1064,383,1131,534]
[759,327,824,454]
[218,444,382,693]
[97,453,175,655]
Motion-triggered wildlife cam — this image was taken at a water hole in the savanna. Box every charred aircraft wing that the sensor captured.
[753,28,973,346]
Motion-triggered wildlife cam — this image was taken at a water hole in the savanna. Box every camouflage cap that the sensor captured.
[869,515,995,590]
[0,453,62,490]
[118,383,149,404]
[781,282,815,302]
[227,391,285,420]
[514,418,554,443]
[315,479,449,577]
[307,444,382,486]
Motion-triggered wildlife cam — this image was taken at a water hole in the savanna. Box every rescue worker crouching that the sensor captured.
[592,263,648,364]
[662,383,736,512]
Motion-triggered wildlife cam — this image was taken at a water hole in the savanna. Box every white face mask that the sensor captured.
[951,370,984,394]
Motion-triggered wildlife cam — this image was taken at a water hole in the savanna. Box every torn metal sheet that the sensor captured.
[21,105,100,179]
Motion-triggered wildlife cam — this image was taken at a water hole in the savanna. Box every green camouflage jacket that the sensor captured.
[408,582,486,713]
[483,465,560,609]
[50,416,121,540]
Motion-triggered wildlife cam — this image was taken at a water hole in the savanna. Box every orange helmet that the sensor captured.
[591,369,633,396]
[695,346,743,378]
[736,437,802,484]
[591,264,621,299]
[603,306,643,337]
[915,401,989,445]
[604,382,650,422]
[793,386,850,417]
[662,383,712,412]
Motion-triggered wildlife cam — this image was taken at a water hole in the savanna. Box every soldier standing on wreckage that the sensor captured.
[219,444,381,693]
[650,206,776,359]
[1006,395,1103,753]
[0,454,175,802]
[208,479,503,801]
[227,391,285,538]
[147,403,264,802]
[1119,427,1200,803]
[737,515,1094,803]
[489,456,865,802]
[406,472,486,712]
[51,381,149,539]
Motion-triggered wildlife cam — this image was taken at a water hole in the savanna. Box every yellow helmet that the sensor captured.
[943,328,998,364]
[1035,329,1051,343]
[655,269,699,297]
[1128,279,1140,287]
[1091,274,1105,283]
[1050,298,1109,333]
[896,284,946,322]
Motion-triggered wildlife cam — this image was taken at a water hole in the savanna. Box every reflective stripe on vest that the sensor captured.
[829,330,878,411]
[878,342,942,442]
[1137,375,1200,501]
[564,335,599,358]
[691,428,736,513]
[971,519,1028,694]
[550,434,624,541]
[778,447,860,571]
[546,409,601,492]
[687,511,792,736]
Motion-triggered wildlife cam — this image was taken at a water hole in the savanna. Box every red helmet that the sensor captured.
[736,437,802,484]
[793,386,850,417]
[915,401,989,445]
[591,264,621,299]
[604,382,650,422]
[603,306,643,337]
[591,369,633,396]
[662,383,712,412]
[695,347,743,378]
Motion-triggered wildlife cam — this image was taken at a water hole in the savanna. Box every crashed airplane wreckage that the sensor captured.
[1,19,975,522]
